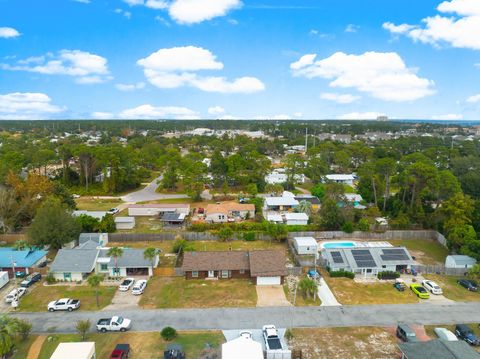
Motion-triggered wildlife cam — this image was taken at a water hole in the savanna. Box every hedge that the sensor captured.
[328,269,355,279]
[377,271,400,280]
[188,221,318,233]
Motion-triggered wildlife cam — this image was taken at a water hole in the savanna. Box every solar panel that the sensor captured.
[380,248,409,261]
[351,249,376,268]
[331,251,344,264]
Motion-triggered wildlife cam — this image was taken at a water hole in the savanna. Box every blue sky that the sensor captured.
[0,0,479,120]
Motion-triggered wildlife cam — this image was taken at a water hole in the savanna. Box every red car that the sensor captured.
[109,344,130,359]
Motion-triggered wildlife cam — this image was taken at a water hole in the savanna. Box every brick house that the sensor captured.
[181,250,287,285]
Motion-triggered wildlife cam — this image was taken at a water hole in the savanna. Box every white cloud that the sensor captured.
[0,92,64,119]
[467,94,480,103]
[293,112,303,118]
[320,92,360,104]
[91,111,113,119]
[0,27,20,39]
[146,0,169,9]
[208,106,226,115]
[137,46,265,93]
[431,113,464,120]
[291,51,434,102]
[1,50,111,84]
[169,0,242,24]
[337,112,386,120]
[345,24,359,33]
[383,0,480,50]
[475,63,480,68]
[115,82,146,91]
[118,104,199,119]
[115,8,132,19]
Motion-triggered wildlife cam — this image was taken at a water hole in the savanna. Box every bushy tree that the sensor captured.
[76,215,100,233]
[161,326,177,341]
[76,319,91,340]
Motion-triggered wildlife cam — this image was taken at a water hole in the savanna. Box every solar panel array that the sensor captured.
[331,251,344,264]
[351,249,376,268]
[380,248,410,261]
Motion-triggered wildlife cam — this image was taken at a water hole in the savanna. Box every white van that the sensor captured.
[434,327,458,341]
[4,288,27,303]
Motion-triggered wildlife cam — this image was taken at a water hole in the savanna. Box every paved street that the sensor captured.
[121,175,189,203]
[11,302,480,333]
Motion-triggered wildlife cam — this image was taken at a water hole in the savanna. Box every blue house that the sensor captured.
[0,248,48,277]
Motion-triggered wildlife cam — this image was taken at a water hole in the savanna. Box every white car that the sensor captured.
[434,327,458,341]
[4,287,27,303]
[119,278,135,292]
[107,208,119,215]
[422,280,443,295]
[132,280,147,295]
[48,298,81,312]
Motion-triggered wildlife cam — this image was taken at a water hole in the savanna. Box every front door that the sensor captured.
[208,270,215,278]
[64,272,72,281]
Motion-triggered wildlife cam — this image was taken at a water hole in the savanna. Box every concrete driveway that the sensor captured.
[256,286,291,307]
[121,175,188,203]
[401,275,454,305]
[318,278,341,306]
[103,289,141,311]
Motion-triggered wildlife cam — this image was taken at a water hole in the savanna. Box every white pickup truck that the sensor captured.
[96,316,131,332]
[48,298,80,312]
[262,325,292,359]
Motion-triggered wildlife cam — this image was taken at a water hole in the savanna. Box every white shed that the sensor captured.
[445,255,477,269]
[284,213,309,225]
[222,333,263,359]
[51,342,96,359]
[293,237,318,256]
[115,216,135,230]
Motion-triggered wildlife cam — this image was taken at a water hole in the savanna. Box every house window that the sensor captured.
[382,265,386,269]
[192,271,199,278]
[100,264,108,271]
[221,270,229,278]
[239,269,245,274]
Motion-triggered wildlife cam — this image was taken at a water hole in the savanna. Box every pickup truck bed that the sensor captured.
[97,318,111,325]
[267,337,283,350]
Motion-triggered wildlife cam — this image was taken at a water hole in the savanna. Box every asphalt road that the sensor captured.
[11,302,480,333]
[121,175,189,203]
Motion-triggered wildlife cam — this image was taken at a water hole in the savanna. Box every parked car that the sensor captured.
[20,272,42,288]
[164,344,185,359]
[132,280,147,295]
[48,298,80,312]
[119,278,135,292]
[108,208,120,215]
[455,324,480,345]
[393,279,406,292]
[72,194,81,198]
[457,279,478,292]
[109,344,130,359]
[410,283,430,299]
[97,316,131,333]
[434,327,458,341]
[4,288,27,303]
[421,280,443,295]
[396,324,418,342]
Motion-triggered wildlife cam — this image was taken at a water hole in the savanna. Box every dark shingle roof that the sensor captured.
[398,340,479,359]
[182,251,250,271]
[249,250,288,277]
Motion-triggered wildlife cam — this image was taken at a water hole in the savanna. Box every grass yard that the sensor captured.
[283,284,321,306]
[138,197,194,204]
[387,239,449,265]
[37,331,224,359]
[18,284,116,312]
[423,274,480,302]
[11,335,38,359]
[139,277,257,308]
[75,197,123,211]
[117,216,164,234]
[288,327,399,359]
[323,275,419,305]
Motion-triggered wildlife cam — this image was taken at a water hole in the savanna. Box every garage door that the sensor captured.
[257,276,281,285]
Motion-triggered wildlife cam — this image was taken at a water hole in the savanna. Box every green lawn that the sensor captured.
[11,335,38,359]
[388,239,449,265]
[138,197,194,204]
[18,284,116,312]
[424,274,480,302]
[139,277,257,308]
[283,284,321,306]
[75,197,123,211]
[38,331,224,359]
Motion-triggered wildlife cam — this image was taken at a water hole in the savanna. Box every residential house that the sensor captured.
[294,195,320,211]
[114,216,135,230]
[322,246,415,277]
[79,233,108,247]
[445,255,477,269]
[127,203,190,217]
[324,174,357,187]
[222,333,263,359]
[50,245,99,281]
[264,196,299,212]
[398,339,478,359]
[265,168,305,185]
[181,250,287,285]
[0,248,48,277]
[205,202,255,223]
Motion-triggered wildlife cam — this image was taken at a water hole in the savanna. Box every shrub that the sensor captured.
[76,320,91,340]
[328,269,355,279]
[341,222,354,233]
[161,326,177,341]
[377,271,400,280]
[218,227,234,242]
[17,319,32,341]
[172,239,193,254]
[45,272,56,285]
[243,232,256,242]
[357,218,370,232]
[284,329,294,340]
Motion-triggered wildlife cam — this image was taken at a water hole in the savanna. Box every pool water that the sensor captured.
[322,242,356,249]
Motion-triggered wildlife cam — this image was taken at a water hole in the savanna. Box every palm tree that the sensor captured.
[0,316,19,358]
[13,240,28,251]
[143,247,158,273]
[297,200,312,216]
[87,274,103,308]
[107,247,124,277]
[298,277,318,299]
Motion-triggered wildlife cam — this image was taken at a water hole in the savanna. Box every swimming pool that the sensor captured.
[321,241,357,249]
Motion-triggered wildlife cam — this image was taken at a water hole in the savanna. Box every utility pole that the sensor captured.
[305,127,308,153]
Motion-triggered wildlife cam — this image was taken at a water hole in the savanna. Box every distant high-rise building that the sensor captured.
[377,115,389,121]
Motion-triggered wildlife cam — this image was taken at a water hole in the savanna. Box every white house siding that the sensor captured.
[286,219,308,225]
[53,272,84,282]
[206,213,228,223]
[256,276,281,285]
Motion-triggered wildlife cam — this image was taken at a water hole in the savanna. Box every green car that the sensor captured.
[410,283,430,299]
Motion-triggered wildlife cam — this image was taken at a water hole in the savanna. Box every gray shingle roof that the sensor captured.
[107,249,152,268]
[79,233,102,245]
[398,339,479,359]
[50,249,98,273]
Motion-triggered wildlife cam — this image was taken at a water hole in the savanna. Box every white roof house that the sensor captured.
[222,333,263,359]
[264,197,299,207]
[445,255,477,269]
[325,174,356,186]
[284,213,309,225]
[51,342,96,359]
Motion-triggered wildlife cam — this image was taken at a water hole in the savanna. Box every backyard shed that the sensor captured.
[445,255,477,269]
[284,213,309,225]
[114,216,135,230]
[51,342,96,359]
[293,237,318,256]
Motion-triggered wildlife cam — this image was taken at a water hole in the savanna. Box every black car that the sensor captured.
[164,344,185,359]
[457,279,478,292]
[20,272,42,288]
[455,324,480,345]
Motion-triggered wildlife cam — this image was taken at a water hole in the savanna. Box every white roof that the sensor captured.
[265,197,299,207]
[446,255,476,265]
[267,214,283,222]
[114,216,135,223]
[51,342,95,359]
[285,213,309,220]
[294,237,317,246]
[222,336,263,359]
[326,174,355,180]
[72,210,107,220]
[282,191,295,198]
